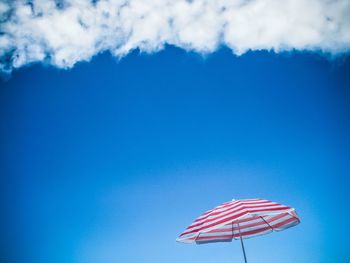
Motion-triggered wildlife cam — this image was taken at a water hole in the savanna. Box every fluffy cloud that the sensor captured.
[0,0,349,73]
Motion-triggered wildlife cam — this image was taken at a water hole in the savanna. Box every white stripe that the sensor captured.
[195,199,270,221]
[191,201,281,226]
[186,205,291,233]
[180,210,297,240]
[232,214,293,235]
[234,228,273,240]
[196,199,277,220]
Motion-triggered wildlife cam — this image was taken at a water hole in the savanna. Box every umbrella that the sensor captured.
[176,198,300,263]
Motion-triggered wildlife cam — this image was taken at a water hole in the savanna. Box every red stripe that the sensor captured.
[197,200,264,219]
[195,200,268,219]
[193,200,272,224]
[198,201,236,218]
[235,217,297,237]
[193,217,297,242]
[180,206,291,237]
[196,203,282,224]
[189,202,280,229]
[186,203,289,231]
[181,211,249,237]
[206,213,290,233]
[234,212,287,224]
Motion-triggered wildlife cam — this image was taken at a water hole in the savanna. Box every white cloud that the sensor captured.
[0,0,349,72]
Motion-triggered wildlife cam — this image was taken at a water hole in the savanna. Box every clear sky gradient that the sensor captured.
[1,47,350,263]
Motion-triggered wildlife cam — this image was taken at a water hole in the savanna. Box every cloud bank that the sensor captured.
[0,0,350,73]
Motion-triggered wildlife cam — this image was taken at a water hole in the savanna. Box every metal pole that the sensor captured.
[237,222,248,263]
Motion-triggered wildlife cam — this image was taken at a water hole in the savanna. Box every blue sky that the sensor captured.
[1,47,350,263]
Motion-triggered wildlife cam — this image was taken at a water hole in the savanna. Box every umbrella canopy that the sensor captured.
[176,198,300,244]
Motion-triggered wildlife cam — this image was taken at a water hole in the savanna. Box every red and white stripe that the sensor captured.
[176,198,300,244]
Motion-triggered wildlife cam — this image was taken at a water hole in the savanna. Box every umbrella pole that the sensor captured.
[237,222,248,263]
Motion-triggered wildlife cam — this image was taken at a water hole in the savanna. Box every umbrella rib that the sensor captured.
[194,232,201,243]
[260,216,274,231]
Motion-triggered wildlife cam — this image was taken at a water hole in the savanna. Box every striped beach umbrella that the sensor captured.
[176,198,300,263]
